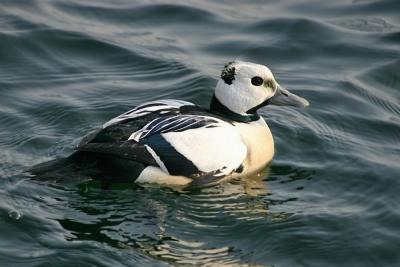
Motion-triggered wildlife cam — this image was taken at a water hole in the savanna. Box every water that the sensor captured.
[1,0,399,266]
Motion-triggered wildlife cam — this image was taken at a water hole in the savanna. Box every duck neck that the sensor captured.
[209,94,260,123]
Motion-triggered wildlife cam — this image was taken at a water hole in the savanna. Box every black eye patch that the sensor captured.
[251,76,264,86]
[221,63,236,85]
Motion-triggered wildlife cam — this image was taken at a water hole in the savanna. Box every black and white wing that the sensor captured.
[103,99,195,128]
[77,99,197,164]
[79,99,197,145]
[128,114,220,141]
[76,99,246,184]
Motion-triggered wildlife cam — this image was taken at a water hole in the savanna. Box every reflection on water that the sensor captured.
[15,165,310,266]
[40,167,305,266]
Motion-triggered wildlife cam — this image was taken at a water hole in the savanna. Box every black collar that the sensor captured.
[209,95,260,123]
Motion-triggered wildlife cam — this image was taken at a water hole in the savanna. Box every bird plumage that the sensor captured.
[29,61,309,187]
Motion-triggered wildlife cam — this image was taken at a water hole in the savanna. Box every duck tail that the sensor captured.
[27,152,98,181]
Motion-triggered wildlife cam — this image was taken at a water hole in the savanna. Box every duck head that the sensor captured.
[210,61,309,122]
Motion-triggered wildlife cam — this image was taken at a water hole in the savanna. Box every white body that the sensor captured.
[233,118,274,176]
[135,117,274,186]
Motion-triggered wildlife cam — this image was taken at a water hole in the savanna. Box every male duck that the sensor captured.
[29,61,309,187]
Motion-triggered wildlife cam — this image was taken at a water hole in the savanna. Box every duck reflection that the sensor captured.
[52,165,311,266]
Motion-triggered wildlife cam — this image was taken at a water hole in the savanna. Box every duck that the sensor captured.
[29,60,309,188]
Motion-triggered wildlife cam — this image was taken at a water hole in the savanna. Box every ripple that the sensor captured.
[52,2,221,26]
[1,0,400,266]
[331,17,398,33]
[12,174,301,266]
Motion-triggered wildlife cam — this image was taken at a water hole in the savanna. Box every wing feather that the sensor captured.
[79,99,245,180]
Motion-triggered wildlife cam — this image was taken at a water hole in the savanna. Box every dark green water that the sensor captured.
[1,0,399,266]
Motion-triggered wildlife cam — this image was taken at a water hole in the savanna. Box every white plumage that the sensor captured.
[162,122,247,174]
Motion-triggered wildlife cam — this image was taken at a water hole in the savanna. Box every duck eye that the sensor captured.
[251,76,264,86]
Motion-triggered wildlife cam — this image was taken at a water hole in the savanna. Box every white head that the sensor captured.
[213,61,309,116]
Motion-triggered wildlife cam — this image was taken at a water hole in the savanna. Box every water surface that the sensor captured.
[1,0,399,266]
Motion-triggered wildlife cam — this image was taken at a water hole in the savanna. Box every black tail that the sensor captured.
[27,152,99,181]
[27,151,146,185]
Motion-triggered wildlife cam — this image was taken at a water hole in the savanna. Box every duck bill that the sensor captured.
[267,86,309,107]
